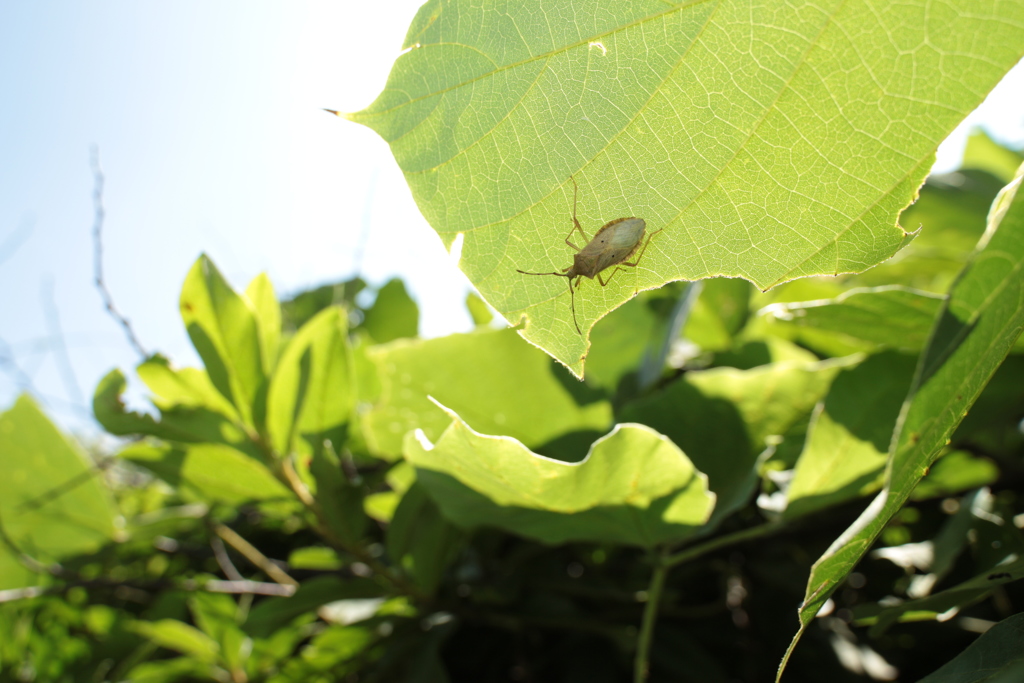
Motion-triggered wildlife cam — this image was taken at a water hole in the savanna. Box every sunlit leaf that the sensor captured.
[179,255,267,426]
[405,404,714,546]
[267,307,354,457]
[350,0,1024,374]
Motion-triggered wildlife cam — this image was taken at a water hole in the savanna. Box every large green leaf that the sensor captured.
[362,327,611,460]
[0,396,117,590]
[784,352,917,519]
[349,0,1024,374]
[405,404,714,547]
[779,165,1024,678]
[179,255,267,427]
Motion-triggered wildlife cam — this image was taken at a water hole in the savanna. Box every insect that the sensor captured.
[517,176,662,334]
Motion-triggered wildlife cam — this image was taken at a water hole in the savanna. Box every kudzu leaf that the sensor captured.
[349,0,1024,375]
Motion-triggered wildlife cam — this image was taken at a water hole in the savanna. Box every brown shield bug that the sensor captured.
[517,176,662,334]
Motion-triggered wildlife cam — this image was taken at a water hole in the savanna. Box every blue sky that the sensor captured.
[1,2,1022,432]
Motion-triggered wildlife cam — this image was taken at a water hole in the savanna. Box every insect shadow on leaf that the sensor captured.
[517,176,662,334]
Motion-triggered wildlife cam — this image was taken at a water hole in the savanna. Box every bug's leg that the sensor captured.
[596,229,666,287]
[564,175,588,252]
[567,276,581,334]
[625,228,664,267]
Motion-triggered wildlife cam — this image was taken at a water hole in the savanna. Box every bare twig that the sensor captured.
[211,522,298,587]
[0,578,295,605]
[210,535,245,581]
[90,147,148,359]
[0,216,33,267]
[17,457,116,513]
[40,277,84,407]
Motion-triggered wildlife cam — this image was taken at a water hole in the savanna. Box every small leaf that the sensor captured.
[405,405,715,547]
[120,442,291,505]
[465,292,494,326]
[361,279,419,343]
[288,547,345,571]
[246,273,282,373]
[267,307,354,457]
[129,619,220,662]
[387,483,466,594]
[179,255,266,427]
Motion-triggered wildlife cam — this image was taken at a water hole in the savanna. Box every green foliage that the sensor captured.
[349,0,1024,374]
[4,6,1024,683]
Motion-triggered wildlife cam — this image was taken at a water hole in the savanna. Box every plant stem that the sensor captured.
[665,521,784,568]
[634,554,668,683]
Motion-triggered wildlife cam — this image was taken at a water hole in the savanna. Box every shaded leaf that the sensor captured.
[916,612,1024,683]
[244,576,384,639]
[780,164,1024,677]
[621,359,846,525]
[387,483,466,595]
[362,278,419,343]
[785,352,917,519]
[119,442,290,506]
[763,287,946,352]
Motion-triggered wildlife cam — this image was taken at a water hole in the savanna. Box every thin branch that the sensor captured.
[665,521,786,568]
[17,457,115,513]
[0,578,296,605]
[633,555,668,683]
[90,147,148,359]
[0,216,33,267]
[40,277,84,407]
[211,522,298,587]
[210,535,245,582]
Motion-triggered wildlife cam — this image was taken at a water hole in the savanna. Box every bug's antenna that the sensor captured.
[516,269,569,277]
[516,269,581,334]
